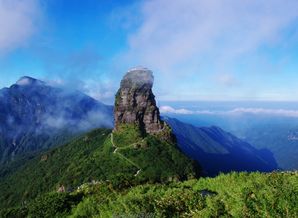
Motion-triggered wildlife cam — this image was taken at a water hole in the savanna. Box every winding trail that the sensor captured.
[134,169,141,177]
[111,133,142,177]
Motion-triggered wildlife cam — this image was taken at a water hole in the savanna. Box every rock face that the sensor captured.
[114,67,166,135]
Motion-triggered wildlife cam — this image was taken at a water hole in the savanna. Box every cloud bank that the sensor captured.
[124,0,298,74]
[0,0,42,54]
[160,106,298,118]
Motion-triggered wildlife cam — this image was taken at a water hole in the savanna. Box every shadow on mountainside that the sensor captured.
[164,117,279,176]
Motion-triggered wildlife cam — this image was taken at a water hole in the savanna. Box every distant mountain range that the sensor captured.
[0,76,113,163]
[165,117,278,176]
[237,121,298,170]
[163,111,298,170]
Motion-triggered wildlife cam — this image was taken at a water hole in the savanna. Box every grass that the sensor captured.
[2,171,296,217]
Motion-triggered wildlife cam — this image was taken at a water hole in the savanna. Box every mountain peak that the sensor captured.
[16,76,44,86]
[114,67,173,142]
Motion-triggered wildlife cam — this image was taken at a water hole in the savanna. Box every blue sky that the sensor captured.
[1,0,298,103]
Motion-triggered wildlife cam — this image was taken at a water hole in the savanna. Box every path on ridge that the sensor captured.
[110,133,142,177]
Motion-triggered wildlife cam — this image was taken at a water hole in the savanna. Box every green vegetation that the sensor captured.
[0,127,199,209]
[1,171,297,217]
[0,129,115,208]
[153,122,175,143]
[1,125,296,217]
[113,123,144,147]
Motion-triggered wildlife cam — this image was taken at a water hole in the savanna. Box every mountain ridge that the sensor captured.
[0,77,113,164]
[165,117,278,175]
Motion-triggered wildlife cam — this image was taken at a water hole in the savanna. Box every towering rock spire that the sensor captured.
[114,67,166,135]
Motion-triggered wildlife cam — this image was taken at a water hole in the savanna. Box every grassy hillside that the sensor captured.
[1,171,297,217]
[0,127,199,209]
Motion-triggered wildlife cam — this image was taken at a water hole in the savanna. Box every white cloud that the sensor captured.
[43,110,113,130]
[227,108,298,117]
[160,105,298,117]
[0,0,42,54]
[46,78,116,104]
[124,0,298,74]
[82,79,116,103]
[159,106,194,114]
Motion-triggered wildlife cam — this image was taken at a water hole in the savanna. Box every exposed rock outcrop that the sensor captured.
[114,67,173,141]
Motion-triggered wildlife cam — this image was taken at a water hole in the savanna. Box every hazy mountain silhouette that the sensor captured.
[0,76,113,163]
[165,117,279,176]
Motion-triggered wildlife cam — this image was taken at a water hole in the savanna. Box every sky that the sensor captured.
[1,0,298,103]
